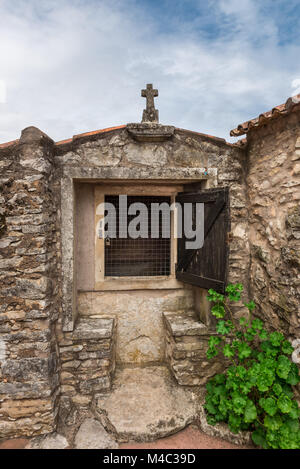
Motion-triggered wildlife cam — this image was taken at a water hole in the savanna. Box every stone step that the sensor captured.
[92,365,202,442]
[163,311,226,386]
[163,311,208,337]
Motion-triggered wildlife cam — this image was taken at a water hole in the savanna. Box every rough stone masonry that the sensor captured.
[0,87,299,440]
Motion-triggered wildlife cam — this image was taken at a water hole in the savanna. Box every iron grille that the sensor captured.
[104,195,171,277]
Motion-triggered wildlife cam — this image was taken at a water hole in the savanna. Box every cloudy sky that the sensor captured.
[1,0,300,144]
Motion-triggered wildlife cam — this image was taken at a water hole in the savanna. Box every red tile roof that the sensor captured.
[0,126,126,150]
[230,94,300,137]
[0,139,19,149]
[55,125,126,146]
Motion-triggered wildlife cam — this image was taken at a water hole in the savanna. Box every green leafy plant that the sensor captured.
[204,283,300,449]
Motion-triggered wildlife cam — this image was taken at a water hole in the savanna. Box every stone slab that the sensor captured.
[72,318,114,341]
[74,418,118,449]
[94,366,201,442]
[198,407,252,446]
[163,312,208,336]
[26,433,69,449]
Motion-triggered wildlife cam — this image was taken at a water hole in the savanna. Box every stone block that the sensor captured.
[72,318,114,341]
[163,312,208,336]
[79,376,111,394]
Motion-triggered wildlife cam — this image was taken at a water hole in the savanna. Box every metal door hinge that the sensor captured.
[227,232,233,244]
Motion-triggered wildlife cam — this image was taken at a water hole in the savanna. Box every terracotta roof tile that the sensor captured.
[0,139,19,149]
[55,125,126,146]
[230,94,300,137]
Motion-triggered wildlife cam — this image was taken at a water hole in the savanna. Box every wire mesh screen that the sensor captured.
[105,195,171,277]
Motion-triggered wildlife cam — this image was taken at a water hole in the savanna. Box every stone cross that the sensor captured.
[141,84,159,123]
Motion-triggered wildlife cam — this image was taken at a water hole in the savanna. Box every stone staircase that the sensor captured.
[59,311,225,443]
[163,312,226,386]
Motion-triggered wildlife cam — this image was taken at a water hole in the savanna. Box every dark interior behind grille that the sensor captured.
[105,195,171,277]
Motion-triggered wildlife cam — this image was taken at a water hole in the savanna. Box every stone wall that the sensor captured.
[247,113,300,340]
[57,317,116,434]
[0,127,60,438]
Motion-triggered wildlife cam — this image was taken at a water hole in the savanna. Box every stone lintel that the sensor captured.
[126,123,175,142]
[63,166,213,181]
[163,312,208,337]
[72,318,115,341]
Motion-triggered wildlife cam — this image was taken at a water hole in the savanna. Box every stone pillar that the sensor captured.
[0,127,60,438]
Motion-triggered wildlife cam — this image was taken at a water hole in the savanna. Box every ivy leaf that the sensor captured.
[206,346,219,359]
[239,317,247,326]
[236,366,247,379]
[264,414,282,431]
[277,395,293,414]
[214,374,226,385]
[213,373,226,384]
[269,332,284,347]
[259,329,269,341]
[235,331,244,340]
[261,341,279,358]
[226,283,243,302]
[236,342,252,360]
[244,329,256,342]
[251,318,263,331]
[204,399,217,415]
[272,382,283,397]
[288,401,300,420]
[252,429,269,449]
[266,428,280,449]
[219,397,231,417]
[286,363,300,386]
[232,394,247,415]
[281,383,294,398]
[284,417,300,433]
[248,363,261,385]
[211,304,226,319]
[223,344,235,359]
[239,381,253,395]
[207,289,224,303]
[281,340,294,356]
[216,320,234,336]
[257,373,274,392]
[206,415,217,426]
[244,400,257,423]
[244,301,256,312]
[276,355,292,380]
[259,397,277,416]
[228,413,242,434]
[209,336,222,347]
[214,384,227,398]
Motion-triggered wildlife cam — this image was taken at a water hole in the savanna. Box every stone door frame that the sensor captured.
[61,166,215,331]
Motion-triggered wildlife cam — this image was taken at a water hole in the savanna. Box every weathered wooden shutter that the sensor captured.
[176,187,230,293]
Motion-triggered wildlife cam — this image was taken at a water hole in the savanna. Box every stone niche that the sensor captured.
[55,119,250,419]
[0,118,249,438]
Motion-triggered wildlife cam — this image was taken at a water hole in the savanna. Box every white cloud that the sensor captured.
[0,0,299,143]
[291,78,300,95]
[0,81,6,103]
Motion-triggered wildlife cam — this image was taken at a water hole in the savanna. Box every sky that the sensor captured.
[0,0,300,144]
